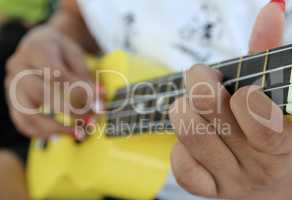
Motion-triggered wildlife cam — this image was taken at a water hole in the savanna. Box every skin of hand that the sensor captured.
[5,0,99,138]
[169,2,292,200]
[0,150,29,200]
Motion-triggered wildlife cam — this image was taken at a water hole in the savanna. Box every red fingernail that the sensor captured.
[84,115,96,125]
[271,0,286,12]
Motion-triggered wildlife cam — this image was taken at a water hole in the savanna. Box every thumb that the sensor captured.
[249,0,286,54]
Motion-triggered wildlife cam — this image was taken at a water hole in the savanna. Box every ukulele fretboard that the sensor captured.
[106,44,292,137]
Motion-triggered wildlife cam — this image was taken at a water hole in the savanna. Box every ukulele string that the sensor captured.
[108,101,291,137]
[212,45,292,69]
[105,64,292,112]
[264,83,292,92]
[106,78,292,112]
[106,81,292,120]
[105,45,292,112]
[106,101,291,121]
[105,45,292,135]
[223,64,292,86]
[107,100,292,136]
[106,89,185,110]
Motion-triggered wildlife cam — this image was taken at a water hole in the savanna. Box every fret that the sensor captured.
[154,112,163,122]
[266,48,292,111]
[269,84,290,107]
[173,76,184,90]
[129,85,146,133]
[147,88,158,126]
[112,87,129,102]
[159,83,171,122]
[261,50,270,88]
[156,76,183,124]
[237,53,266,88]
[212,57,242,69]
[160,78,176,113]
[159,95,176,129]
[287,69,292,114]
[160,112,169,124]
[234,57,243,91]
[155,82,172,124]
[217,61,239,94]
[107,111,116,133]
[133,83,156,134]
[130,111,138,131]
[115,104,129,135]
[213,44,292,69]
[157,82,168,93]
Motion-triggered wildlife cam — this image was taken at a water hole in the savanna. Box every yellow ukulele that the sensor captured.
[27,44,292,199]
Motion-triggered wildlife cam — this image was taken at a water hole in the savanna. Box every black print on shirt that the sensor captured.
[123,12,137,52]
[173,44,211,63]
[175,4,223,63]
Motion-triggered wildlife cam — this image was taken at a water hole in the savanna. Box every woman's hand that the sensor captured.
[5,26,96,139]
[170,66,292,200]
[169,1,292,199]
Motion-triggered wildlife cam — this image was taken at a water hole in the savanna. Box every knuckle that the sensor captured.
[177,132,194,147]
[171,155,194,192]
[189,64,208,74]
[5,55,18,72]
[248,160,290,189]
[168,97,195,142]
[263,166,285,183]
[186,64,207,82]
[254,127,285,152]
[19,36,39,51]
[253,172,278,187]
[175,172,194,193]
[175,121,198,146]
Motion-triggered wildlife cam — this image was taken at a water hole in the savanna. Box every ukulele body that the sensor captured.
[27,51,177,200]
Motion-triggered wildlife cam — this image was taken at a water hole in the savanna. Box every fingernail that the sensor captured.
[270,0,286,12]
[49,134,60,143]
[73,129,86,141]
[83,115,96,125]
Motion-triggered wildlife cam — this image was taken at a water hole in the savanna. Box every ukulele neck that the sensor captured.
[106,44,292,137]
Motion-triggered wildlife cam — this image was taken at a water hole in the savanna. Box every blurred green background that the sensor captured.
[0,0,58,23]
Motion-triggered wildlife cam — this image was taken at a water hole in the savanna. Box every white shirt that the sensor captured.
[78,0,291,72]
[77,0,292,199]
